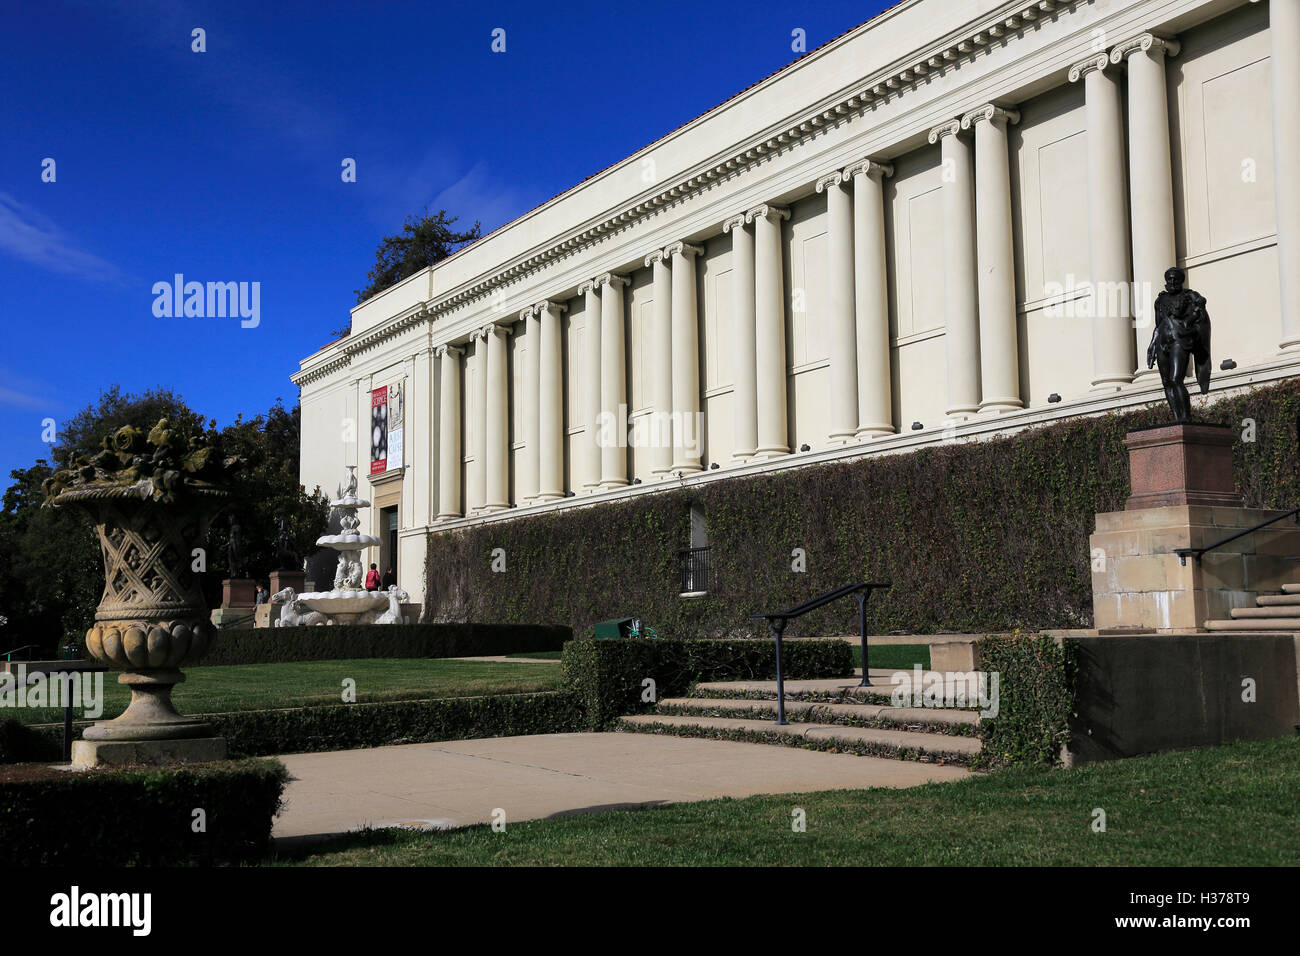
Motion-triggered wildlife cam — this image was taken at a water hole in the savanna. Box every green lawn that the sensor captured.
[854,643,930,670]
[12,658,563,725]
[272,737,1300,866]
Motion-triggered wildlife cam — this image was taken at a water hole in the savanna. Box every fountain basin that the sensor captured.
[298,591,390,615]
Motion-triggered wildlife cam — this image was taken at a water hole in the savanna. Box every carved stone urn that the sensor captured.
[44,419,240,743]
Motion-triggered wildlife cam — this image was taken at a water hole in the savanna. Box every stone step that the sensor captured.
[620,713,981,761]
[691,670,988,710]
[1206,618,1300,631]
[1256,593,1300,606]
[1230,605,1300,619]
[1283,584,1300,594]
[655,696,979,731]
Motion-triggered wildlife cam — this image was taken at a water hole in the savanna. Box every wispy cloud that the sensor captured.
[0,192,128,285]
[0,366,62,411]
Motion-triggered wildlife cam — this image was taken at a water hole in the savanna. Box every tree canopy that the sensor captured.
[339,208,481,338]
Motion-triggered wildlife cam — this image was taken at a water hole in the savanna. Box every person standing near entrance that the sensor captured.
[365,563,380,591]
[382,566,396,589]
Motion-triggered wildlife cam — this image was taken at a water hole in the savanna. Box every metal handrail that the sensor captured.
[2,644,41,662]
[1172,507,1300,566]
[751,580,891,725]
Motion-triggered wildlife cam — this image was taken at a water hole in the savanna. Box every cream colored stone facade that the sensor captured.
[294,0,1300,598]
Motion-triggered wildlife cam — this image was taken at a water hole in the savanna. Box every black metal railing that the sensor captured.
[679,547,711,593]
[1172,507,1300,566]
[751,580,891,725]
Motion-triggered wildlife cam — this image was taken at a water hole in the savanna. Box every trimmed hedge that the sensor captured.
[0,758,288,866]
[213,691,583,756]
[563,638,854,729]
[198,622,572,666]
[0,718,61,764]
[973,632,1077,769]
[426,379,1300,637]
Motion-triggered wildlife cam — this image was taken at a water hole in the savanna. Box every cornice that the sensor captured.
[311,0,1084,366]
[1068,50,1114,82]
[291,352,352,388]
[960,103,1021,129]
[1110,33,1180,64]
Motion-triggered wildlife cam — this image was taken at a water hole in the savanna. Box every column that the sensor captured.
[483,323,510,512]
[646,249,674,476]
[748,203,790,458]
[435,344,463,520]
[928,119,980,417]
[963,103,1023,412]
[469,330,487,513]
[1113,34,1180,374]
[579,280,602,491]
[817,171,859,443]
[723,214,758,460]
[667,241,704,472]
[1070,52,1135,388]
[598,272,631,488]
[845,159,895,437]
[1272,0,1300,350]
[519,306,540,502]
[535,300,566,502]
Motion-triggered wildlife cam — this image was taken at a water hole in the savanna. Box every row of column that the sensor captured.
[430,16,1300,520]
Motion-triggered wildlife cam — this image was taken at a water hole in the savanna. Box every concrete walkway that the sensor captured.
[273,732,970,843]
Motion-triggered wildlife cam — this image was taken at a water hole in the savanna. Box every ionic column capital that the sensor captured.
[595,272,631,289]
[644,248,666,268]
[434,343,464,359]
[815,171,845,193]
[722,214,748,233]
[961,104,1020,130]
[927,118,964,144]
[518,306,535,322]
[664,240,704,259]
[482,322,512,340]
[578,278,598,296]
[746,203,790,224]
[1110,33,1180,64]
[1069,51,1116,82]
[534,299,567,315]
[844,159,893,181]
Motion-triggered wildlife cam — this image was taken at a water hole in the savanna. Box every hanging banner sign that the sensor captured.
[388,382,404,469]
[370,387,388,475]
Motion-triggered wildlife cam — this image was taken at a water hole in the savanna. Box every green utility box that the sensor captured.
[593,617,635,639]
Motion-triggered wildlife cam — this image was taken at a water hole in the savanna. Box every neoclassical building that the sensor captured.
[294,0,1300,597]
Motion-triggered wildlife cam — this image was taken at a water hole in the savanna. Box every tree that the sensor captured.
[340,208,481,338]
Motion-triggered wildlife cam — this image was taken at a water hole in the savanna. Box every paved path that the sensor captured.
[273,732,970,843]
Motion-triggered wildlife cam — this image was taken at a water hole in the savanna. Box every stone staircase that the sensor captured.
[1206,583,1300,632]
[617,669,983,766]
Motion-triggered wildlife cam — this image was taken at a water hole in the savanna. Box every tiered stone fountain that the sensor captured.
[295,466,402,624]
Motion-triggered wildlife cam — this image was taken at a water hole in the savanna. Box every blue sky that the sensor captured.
[0,0,891,482]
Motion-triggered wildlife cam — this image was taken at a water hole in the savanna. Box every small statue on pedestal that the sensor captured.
[1146,267,1212,423]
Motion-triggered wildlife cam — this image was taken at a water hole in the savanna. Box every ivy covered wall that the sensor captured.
[425,380,1300,638]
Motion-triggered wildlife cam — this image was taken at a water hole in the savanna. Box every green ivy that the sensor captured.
[973,633,1077,769]
[426,380,1300,637]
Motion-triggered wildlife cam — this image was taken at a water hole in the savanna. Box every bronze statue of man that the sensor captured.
[1146,266,1211,423]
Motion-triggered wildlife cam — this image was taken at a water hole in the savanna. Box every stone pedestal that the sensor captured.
[222,578,256,608]
[269,569,305,595]
[1124,423,1241,509]
[1091,424,1300,631]
[73,737,227,768]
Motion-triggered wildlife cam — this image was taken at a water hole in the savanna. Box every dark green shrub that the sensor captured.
[0,718,60,764]
[562,638,854,729]
[199,622,571,666]
[214,691,583,756]
[0,758,287,866]
[973,633,1077,769]
[427,379,1300,637]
